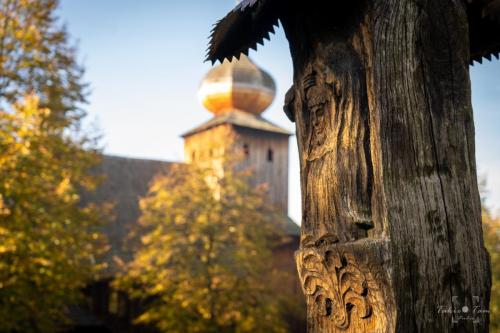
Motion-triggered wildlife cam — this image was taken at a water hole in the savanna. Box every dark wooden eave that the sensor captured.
[467,0,500,63]
[181,110,291,138]
[206,0,279,64]
[207,0,500,65]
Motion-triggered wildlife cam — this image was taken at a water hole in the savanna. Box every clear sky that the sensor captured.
[58,0,500,221]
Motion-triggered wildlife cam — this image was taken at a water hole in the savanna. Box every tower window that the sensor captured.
[267,148,273,162]
[109,290,126,317]
[243,143,250,157]
[109,290,119,315]
[191,151,196,161]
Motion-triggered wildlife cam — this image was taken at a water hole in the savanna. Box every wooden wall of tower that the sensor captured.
[183,124,290,216]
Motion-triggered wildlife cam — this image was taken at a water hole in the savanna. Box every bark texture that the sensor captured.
[280,0,492,332]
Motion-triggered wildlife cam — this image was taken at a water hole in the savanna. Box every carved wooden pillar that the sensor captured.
[207,0,496,331]
[280,1,491,332]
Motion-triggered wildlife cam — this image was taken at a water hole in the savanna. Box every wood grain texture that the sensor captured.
[279,0,491,331]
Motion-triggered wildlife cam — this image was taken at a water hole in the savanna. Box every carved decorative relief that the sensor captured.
[297,247,371,328]
[289,44,374,243]
[295,239,392,331]
[303,70,332,162]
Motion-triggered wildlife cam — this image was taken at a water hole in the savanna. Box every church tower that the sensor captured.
[182,55,291,215]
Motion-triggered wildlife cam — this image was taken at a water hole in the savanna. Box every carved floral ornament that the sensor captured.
[296,246,373,329]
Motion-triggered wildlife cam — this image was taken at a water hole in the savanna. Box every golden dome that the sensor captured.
[198,55,276,116]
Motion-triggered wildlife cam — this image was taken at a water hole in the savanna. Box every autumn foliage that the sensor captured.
[483,208,500,333]
[115,162,290,333]
[0,0,106,332]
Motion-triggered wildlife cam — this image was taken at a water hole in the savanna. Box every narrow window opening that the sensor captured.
[267,148,273,162]
[243,143,250,157]
[191,151,196,161]
[109,290,119,315]
[109,291,127,317]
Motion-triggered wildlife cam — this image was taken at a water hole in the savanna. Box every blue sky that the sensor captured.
[59,0,500,221]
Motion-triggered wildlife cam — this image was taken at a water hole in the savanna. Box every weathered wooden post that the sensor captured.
[206,0,499,331]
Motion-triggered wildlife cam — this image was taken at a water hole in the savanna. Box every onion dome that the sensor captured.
[198,55,276,116]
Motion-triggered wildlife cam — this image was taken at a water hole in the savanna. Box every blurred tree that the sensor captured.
[0,96,106,332]
[483,208,500,333]
[115,162,290,333]
[0,1,107,332]
[0,0,86,123]
[479,179,499,332]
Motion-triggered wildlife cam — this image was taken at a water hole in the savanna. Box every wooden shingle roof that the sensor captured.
[81,155,176,277]
[81,155,299,276]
